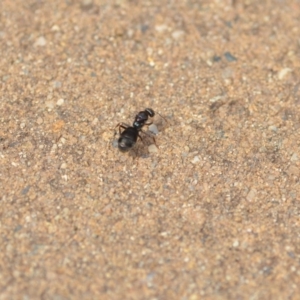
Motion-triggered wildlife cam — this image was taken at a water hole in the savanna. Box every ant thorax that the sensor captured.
[133,111,149,129]
[133,121,143,129]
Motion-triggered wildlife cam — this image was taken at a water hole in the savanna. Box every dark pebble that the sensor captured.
[21,186,30,195]
[213,55,222,62]
[141,24,149,33]
[224,52,237,62]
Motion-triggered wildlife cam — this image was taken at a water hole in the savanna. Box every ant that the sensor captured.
[114,108,158,152]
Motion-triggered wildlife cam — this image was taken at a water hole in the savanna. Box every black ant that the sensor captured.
[114,108,158,152]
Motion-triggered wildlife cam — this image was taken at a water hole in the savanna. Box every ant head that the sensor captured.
[145,108,155,117]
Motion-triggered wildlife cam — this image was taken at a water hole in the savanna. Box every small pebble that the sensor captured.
[155,24,168,33]
[127,29,134,38]
[222,67,234,79]
[51,25,60,32]
[37,117,43,125]
[112,140,118,148]
[246,188,257,202]
[158,49,163,56]
[45,101,54,109]
[56,98,64,106]
[210,95,223,103]
[20,123,26,129]
[288,164,299,176]
[2,75,10,81]
[149,60,155,67]
[82,0,93,4]
[34,36,47,47]
[148,144,158,153]
[181,152,188,158]
[172,30,185,40]
[206,60,213,66]
[60,163,67,169]
[91,118,98,126]
[102,131,112,142]
[53,81,62,88]
[278,68,292,80]
[191,156,200,164]
[268,125,277,132]
[232,240,239,248]
[291,153,298,162]
[148,124,159,135]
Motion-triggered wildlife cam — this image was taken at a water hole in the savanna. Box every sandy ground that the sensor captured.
[1,0,300,299]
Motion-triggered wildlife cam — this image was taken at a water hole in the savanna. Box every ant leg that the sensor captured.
[114,122,130,130]
[137,133,145,144]
[114,122,130,135]
[156,112,168,124]
[150,136,158,148]
[140,130,158,148]
[140,129,154,138]
[132,147,140,166]
[119,122,130,128]
[145,121,153,125]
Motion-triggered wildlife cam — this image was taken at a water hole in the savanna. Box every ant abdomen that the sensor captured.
[118,127,138,152]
